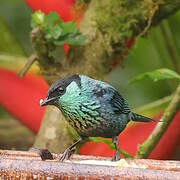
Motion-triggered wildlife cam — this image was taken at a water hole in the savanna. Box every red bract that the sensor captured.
[0,68,48,132]
[64,44,70,54]
[25,0,75,22]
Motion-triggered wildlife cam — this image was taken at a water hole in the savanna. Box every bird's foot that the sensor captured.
[58,148,75,162]
[112,151,120,161]
[29,147,54,161]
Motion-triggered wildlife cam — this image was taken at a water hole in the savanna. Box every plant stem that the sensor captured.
[18,54,37,77]
[160,21,180,73]
[136,83,180,158]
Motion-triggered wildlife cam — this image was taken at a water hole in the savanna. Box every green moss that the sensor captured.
[95,0,147,46]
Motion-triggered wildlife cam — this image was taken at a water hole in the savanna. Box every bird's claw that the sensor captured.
[58,148,75,162]
[112,151,120,161]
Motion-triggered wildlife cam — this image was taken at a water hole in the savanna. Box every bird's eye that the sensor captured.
[59,87,64,92]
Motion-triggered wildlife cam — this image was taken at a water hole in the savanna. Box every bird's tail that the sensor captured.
[129,112,155,122]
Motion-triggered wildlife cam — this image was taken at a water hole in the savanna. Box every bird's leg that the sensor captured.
[112,136,120,161]
[58,137,83,162]
[29,147,54,160]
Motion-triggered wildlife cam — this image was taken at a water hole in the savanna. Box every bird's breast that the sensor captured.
[59,101,128,138]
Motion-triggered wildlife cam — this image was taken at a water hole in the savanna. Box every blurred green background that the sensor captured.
[0,0,32,55]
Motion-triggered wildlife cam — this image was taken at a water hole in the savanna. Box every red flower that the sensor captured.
[26,0,75,22]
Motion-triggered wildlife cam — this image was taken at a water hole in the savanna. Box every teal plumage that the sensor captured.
[40,74,154,161]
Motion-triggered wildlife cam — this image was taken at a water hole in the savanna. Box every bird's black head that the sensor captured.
[40,74,81,107]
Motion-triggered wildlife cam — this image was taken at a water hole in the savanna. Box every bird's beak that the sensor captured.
[40,97,57,107]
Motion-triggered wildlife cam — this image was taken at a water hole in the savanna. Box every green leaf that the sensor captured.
[61,21,77,36]
[52,25,62,39]
[32,11,88,47]
[53,34,68,45]
[54,40,66,46]
[45,25,62,40]
[54,34,88,46]
[89,137,133,158]
[45,12,60,27]
[31,11,45,28]
[65,34,88,45]
[130,68,180,84]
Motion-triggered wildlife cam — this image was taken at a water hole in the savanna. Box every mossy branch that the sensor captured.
[136,83,180,158]
[68,0,180,78]
[28,0,180,81]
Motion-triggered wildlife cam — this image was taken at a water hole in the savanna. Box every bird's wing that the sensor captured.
[109,88,131,114]
[92,83,131,114]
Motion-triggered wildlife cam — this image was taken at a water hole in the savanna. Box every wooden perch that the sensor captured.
[0,150,180,179]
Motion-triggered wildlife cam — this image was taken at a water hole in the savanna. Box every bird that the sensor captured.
[40,74,155,161]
